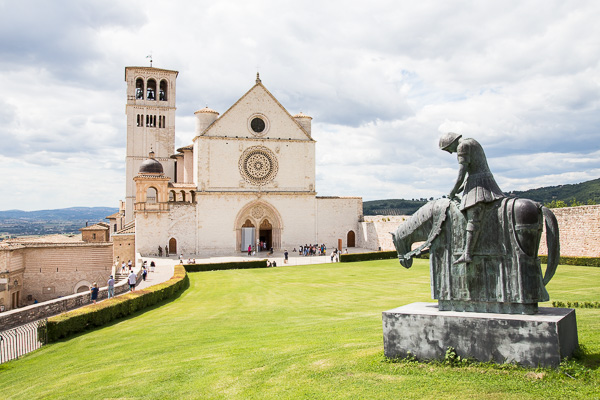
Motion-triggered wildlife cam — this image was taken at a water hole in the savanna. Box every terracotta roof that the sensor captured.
[105,212,122,219]
[80,223,109,231]
[293,112,312,119]
[194,106,219,114]
[2,234,84,245]
[114,221,135,235]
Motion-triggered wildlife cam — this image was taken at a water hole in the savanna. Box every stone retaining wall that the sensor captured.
[359,205,600,258]
[0,268,142,332]
[539,205,600,257]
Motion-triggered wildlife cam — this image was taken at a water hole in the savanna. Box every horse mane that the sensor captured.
[396,198,450,239]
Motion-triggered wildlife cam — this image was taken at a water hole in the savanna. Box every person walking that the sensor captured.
[128,270,137,291]
[284,249,289,264]
[90,282,99,304]
[107,275,115,298]
[142,266,147,281]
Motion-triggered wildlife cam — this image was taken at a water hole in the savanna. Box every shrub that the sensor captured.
[539,255,600,268]
[340,251,397,263]
[46,265,189,342]
[184,260,268,272]
[552,300,600,309]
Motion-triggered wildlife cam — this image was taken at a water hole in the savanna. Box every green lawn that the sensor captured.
[1,260,599,399]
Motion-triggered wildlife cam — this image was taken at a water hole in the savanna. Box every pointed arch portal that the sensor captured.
[235,201,282,252]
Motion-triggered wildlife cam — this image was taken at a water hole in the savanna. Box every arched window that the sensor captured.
[146,187,158,203]
[180,190,186,202]
[191,191,196,203]
[159,80,168,101]
[135,78,144,99]
[147,79,157,101]
[114,224,117,232]
[169,190,176,202]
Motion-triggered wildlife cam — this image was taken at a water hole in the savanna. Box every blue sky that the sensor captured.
[1,0,599,210]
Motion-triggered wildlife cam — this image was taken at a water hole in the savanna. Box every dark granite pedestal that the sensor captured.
[382,302,578,367]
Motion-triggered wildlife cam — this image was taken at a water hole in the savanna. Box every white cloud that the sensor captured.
[1,0,599,210]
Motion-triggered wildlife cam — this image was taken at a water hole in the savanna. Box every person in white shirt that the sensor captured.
[128,270,137,291]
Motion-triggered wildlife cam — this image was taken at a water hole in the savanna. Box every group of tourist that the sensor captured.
[296,244,327,256]
[91,259,159,304]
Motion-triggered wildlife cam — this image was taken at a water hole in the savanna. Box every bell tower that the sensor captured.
[124,66,178,223]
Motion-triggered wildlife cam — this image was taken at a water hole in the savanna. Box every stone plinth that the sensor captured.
[383,302,578,367]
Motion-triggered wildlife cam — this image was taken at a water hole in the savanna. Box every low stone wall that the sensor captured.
[539,205,600,257]
[0,268,143,332]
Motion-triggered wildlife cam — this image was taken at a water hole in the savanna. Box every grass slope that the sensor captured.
[1,260,599,399]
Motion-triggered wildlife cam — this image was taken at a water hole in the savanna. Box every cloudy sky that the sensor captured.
[1,0,599,211]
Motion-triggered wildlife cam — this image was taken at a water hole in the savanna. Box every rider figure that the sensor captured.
[439,132,505,264]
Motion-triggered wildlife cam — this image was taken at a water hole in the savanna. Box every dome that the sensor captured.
[139,152,164,174]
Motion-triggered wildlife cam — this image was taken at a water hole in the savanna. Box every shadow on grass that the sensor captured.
[576,345,600,370]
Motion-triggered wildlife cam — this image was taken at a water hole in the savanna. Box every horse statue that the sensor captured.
[391,197,560,314]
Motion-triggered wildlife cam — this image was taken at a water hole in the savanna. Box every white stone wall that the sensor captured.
[135,194,362,255]
[316,197,363,248]
[358,216,409,251]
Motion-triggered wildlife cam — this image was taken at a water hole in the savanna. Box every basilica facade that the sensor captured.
[125,67,362,255]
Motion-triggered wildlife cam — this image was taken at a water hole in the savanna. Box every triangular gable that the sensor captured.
[198,82,314,141]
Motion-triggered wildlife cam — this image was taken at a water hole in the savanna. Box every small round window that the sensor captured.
[247,114,269,136]
[251,118,265,133]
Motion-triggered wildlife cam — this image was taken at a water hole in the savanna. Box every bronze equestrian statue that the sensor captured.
[392,133,560,314]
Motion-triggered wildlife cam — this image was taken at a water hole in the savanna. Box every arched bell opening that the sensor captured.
[159,79,168,101]
[147,78,157,100]
[135,78,144,99]
[146,187,158,203]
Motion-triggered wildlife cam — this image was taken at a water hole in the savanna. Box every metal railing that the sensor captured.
[0,319,47,364]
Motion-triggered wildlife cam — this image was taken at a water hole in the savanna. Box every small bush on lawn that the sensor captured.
[46,265,189,342]
[184,260,267,272]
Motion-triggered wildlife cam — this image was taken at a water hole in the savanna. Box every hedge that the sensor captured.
[340,251,398,263]
[552,300,600,309]
[46,265,189,343]
[539,255,600,268]
[184,259,268,272]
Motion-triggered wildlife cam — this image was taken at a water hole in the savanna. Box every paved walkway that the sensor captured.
[138,247,374,289]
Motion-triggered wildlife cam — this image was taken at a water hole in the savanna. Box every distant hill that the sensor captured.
[0,207,118,237]
[363,199,428,216]
[508,177,600,205]
[364,177,600,216]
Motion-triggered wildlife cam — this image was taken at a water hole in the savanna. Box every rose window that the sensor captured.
[239,146,278,185]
